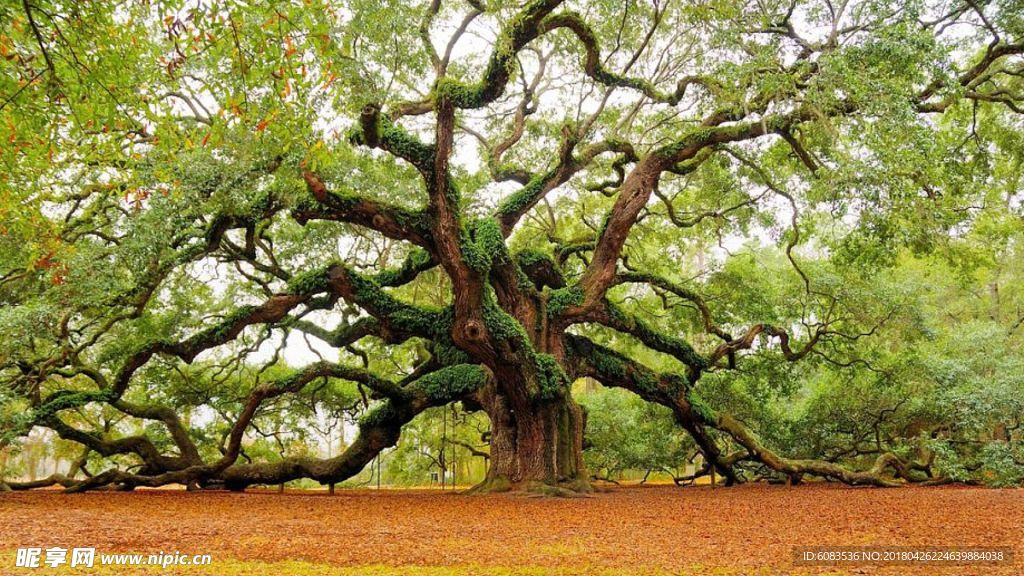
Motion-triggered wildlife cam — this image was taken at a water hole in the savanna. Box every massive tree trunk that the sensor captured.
[475,383,589,494]
[461,282,591,495]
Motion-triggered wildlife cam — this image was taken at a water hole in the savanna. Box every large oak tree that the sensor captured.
[1,0,1022,493]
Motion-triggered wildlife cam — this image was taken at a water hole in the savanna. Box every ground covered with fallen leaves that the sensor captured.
[1,483,1022,575]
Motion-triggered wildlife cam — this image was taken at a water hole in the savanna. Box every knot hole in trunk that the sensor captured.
[463,320,485,342]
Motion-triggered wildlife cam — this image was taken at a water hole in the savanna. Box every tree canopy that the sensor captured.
[1,0,1022,493]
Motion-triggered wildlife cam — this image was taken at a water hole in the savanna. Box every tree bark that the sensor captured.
[473,385,589,494]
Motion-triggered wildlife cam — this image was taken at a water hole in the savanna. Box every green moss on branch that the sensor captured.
[461,218,507,274]
[416,364,489,401]
[547,286,584,318]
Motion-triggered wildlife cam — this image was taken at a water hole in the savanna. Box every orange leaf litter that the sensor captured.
[1,484,1021,575]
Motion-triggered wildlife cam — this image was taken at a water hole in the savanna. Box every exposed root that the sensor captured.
[466,475,593,497]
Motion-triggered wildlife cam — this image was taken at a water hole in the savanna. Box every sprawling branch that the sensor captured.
[294,170,432,248]
[916,42,1024,113]
[26,274,330,427]
[564,334,916,487]
[573,300,707,374]
[430,0,564,110]
[319,263,447,342]
[538,12,711,105]
[564,334,736,484]
[495,139,637,236]
[219,363,491,489]
[707,323,821,367]
[613,272,732,342]
[17,363,492,492]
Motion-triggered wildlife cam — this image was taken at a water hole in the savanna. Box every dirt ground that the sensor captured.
[1,483,1022,575]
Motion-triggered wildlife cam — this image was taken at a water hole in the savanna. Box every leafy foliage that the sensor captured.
[1,0,1022,491]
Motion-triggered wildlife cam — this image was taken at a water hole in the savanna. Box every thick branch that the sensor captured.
[294,170,432,247]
